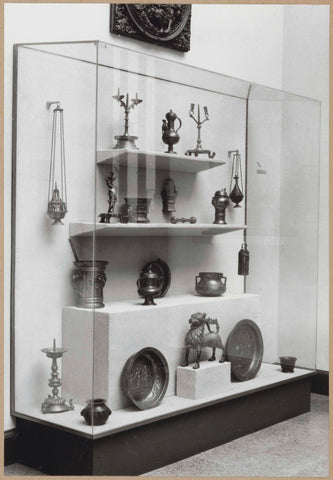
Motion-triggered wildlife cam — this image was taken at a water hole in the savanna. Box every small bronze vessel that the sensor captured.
[195,272,227,297]
[161,178,177,213]
[279,356,297,373]
[162,110,182,154]
[137,265,162,306]
[212,188,229,224]
[125,197,152,223]
[80,399,112,425]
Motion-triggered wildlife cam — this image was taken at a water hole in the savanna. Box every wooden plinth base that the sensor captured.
[14,376,312,476]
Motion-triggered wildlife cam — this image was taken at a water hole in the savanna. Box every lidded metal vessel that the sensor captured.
[137,265,162,306]
[212,188,229,225]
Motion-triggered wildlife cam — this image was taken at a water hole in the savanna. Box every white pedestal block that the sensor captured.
[177,361,231,400]
[62,293,260,411]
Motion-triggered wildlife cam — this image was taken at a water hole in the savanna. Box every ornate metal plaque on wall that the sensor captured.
[110,4,192,52]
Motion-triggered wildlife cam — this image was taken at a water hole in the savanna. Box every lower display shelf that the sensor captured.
[14,364,314,440]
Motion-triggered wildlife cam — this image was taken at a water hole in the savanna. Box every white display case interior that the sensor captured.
[11,41,320,439]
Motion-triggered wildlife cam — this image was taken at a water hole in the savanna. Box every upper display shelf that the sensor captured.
[97,149,225,173]
[69,222,246,238]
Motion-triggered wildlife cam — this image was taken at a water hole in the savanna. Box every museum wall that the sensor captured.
[4,3,328,431]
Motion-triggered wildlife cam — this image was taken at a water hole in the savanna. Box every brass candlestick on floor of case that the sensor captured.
[41,338,74,414]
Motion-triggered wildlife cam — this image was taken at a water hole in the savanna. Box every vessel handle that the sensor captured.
[72,271,84,297]
[175,116,182,133]
[195,276,200,285]
[222,276,227,286]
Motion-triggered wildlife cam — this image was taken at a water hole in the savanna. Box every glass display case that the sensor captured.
[11,41,320,475]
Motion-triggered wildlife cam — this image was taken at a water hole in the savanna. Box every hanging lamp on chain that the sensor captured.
[228,149,244,208]
[47,101,68,225]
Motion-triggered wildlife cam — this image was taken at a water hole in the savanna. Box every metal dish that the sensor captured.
[141,258,171,298]
[226,319,264,381]
[121,347,169,410]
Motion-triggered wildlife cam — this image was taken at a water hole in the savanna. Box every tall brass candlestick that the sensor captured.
[41,338,74,414]
[185,104,215,158]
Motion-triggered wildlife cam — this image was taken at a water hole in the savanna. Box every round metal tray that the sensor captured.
[121,347,169,410]
[141,258,171,298]
[226,319,264,381]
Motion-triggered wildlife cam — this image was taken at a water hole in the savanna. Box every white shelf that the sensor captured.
[15,364,314,440]
[69,222,246,238]
[97,148,225,173]
[64,293,258,315]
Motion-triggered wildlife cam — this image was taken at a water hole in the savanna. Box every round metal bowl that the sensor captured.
[121,347,169,410]
[226,319,264,381]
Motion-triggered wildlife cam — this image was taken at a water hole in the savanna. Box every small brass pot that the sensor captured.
[80,399,111,425]
[195,272,227,297]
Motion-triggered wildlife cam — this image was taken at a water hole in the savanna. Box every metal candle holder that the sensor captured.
[41,338,74,414]
[185,104,215,158]
[113,89,142,150]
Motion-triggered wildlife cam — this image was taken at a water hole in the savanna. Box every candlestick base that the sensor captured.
[113,135,138,150]
[41,396,74,414]
[185,148,215,159]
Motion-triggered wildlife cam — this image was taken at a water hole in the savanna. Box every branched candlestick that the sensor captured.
[113,89,143,150]
[185,104,215,158]
[41,338,74,414]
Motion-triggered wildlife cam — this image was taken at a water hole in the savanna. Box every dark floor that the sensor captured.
[4,394,329,477]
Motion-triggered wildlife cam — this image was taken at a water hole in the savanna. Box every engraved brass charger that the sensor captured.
[121,347,169,410]
[226,319,264,381]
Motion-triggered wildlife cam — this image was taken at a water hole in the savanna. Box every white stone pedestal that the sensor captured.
[177,360,231,400]
[62,293,260,410]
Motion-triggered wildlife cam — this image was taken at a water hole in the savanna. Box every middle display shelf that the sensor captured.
[69,222,247,238]
[96,148,226,173]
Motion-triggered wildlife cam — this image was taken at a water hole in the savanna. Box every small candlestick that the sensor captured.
[41,339,74,414]
[112,89,143,150]
[185,103,215,159]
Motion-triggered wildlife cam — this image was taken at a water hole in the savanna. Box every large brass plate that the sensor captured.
[121,347,169,410]
[226,319,264,381]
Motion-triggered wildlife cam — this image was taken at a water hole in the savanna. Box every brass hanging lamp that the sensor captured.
[47,101,68,224]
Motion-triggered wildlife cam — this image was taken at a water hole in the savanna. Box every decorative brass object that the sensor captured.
[170,216,197,224]
[112,89,142,149]
[229,149,244,207]
[181,313,225,369]
[161,178,178,213]
[162,110,182,154]
[99,167,119,223]
[137,265,162,305]
[41,339,74,414]
[47,101,68,224]
[226,319,263,381]
[185,104,215,158]
[110,4,192,52]
[238,243,249,275]
[125,197,151,223]
[195,272,227,297]
[212,188,229,224]
[121,347,169,410]
[279,356,297,373]
[71,261,108,309]
[141,258,171,298]
[80,399,112,425]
